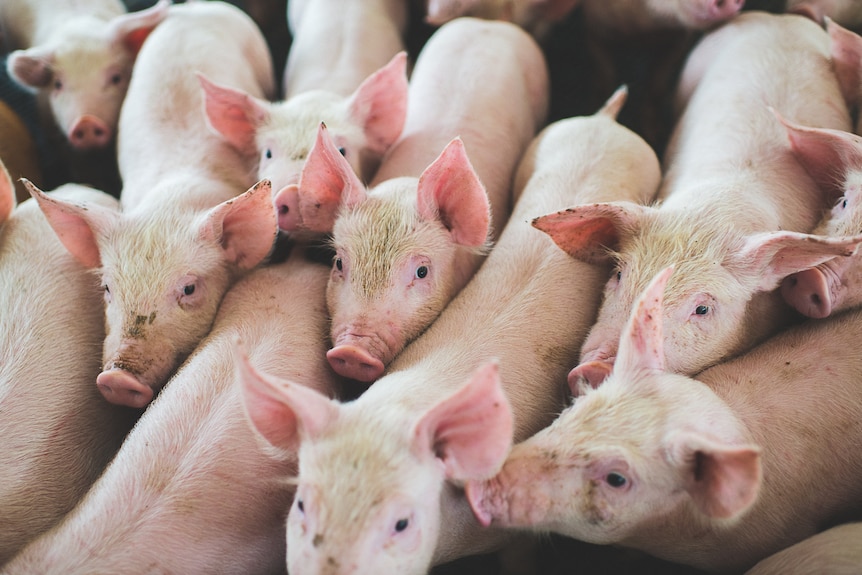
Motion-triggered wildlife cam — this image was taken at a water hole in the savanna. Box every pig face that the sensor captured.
[6,2,168,149]
[534,202,862,387]
[466,267,761,542]
[236,350,512,575]
[26,179,277,408]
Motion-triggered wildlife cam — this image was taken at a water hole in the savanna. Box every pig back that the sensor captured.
[0,185,137,564]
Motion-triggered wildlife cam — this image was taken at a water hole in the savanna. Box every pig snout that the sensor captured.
[706,0,744,22]
[327,343,385,383]
[96,368,153,409]
[464,455,553,529]
[273,184,302,232]
[68,115,112,149]
[780,266,836,319]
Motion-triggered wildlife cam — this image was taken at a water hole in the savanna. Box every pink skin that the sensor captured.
[2,254,338,573]
[4,0,169,149]
[466,264,862,572]
[745,522,862,575]
[787,0,862,28]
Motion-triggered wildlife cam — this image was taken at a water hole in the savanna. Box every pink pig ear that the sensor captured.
[8,48,54,90]
[597,85,628,120]
[732,230,862,292]
[199,73,269,153]
[108,0,170,55]
[346,51,409,154]
[412,360,513,481]
[24,179,114,268]
[666,430,762,519]
[827,18,862,109]
[0,160,14,224]
[416,137,490,247]
[773,109,862,202]
[297,122,367,231]
[532,201,649,264]
[200,179,277,270]
[615,266,674,376]
[234,337,338,451]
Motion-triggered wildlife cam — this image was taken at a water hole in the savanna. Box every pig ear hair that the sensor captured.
[412,360,513,481]
[7,49,54,90]
[531,201,647,264]
[109,0,171,55]
[598,85,628,120]
[24,179,112,268]
[417,137,491,248]
[201,179,277,270]
[347,51,409,154]
[666,430,762,519]
[615,266,674,376]
[234,337,338,452]
[827,18,862,109]
[0,159,14,224]
[198,73,269,153]
[733,230,862,292]
[772,109,862,203]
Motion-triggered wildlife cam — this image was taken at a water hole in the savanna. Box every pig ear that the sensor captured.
[7,49,54,90]
[666,430,761,519]
[615,266,674,376]
[412,361,513,481]
[773,109,862,201]
[532,201,648,264]
[597,85,628,120]
[346,51,409,154]
[299,122,368,225]
[417,138,490,248]
[234,338,338,451]
[24,179,112,268]
[200,179,277,270]
[827,18,862,109]
[108,0,170,55]
[731,230,862,292]
[199,73,269,153]
[0,160,14,224]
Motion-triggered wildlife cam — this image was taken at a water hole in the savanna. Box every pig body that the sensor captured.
[467,267,862,573]
[787,0,862,27]
[28,1,279,408]
[1,250,339,574]
[0,177,137,564]
[201,0,409,232]
[745,522,862,575]
[0,0,168,149]
[238,93,661,574]
[322,17,549,382]
[539,12,858,387]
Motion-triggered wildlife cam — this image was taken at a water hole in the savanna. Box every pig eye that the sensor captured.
[415,265,428,279]
[842,198,848,209]
[335,257,343,272]
[183,284,196,296]
[694,305,710,316]
[337,147,346,157]
[110,73,122,85]
[53,79,63,90]
[296,499,304,513]
[605,472,627,488]
[394,518,409,532]
[616,270,621,281]
[264,148,272,160]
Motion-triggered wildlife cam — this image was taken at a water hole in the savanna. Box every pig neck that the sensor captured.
[284,0,406,98]
[3,257,335,574]
[626,309,862,572]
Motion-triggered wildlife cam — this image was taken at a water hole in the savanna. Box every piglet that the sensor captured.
[466,265,862,573]
[313,17,549,382]
[536,12,860,388]
[1,0,168,149]
[236,88,661,574]
[1,250,340,574]
[27,1,278,409]
[745,522,862,575]
[0,168,137,563]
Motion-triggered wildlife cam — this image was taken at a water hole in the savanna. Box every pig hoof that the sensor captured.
[327,345,385,383]
[97,369,154,408]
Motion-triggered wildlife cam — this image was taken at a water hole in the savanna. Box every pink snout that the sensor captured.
[68,115,112,149]
[327,344,385,383]
[568,360,614,394]
[781,268,833,319]
[707,0,744,21]
[273,184,302,232]
[97,368,153,409]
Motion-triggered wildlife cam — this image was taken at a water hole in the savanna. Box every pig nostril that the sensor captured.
[811,293,822,305]
[279,204,289,215]
[94,127,105,137]
[788,277,798,287]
